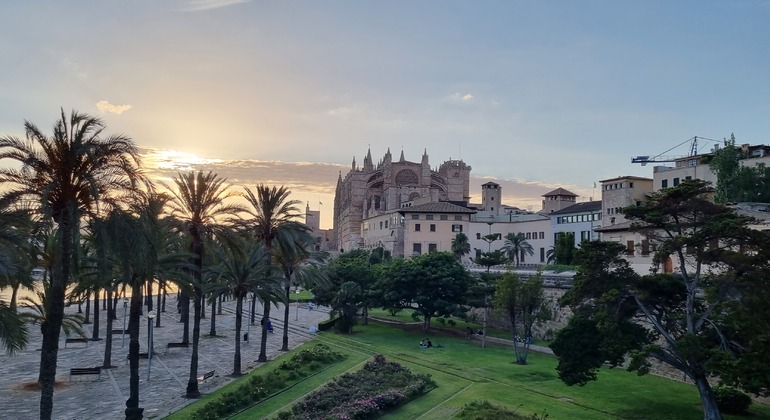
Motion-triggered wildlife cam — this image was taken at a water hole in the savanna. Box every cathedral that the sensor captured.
[333,148,472,252]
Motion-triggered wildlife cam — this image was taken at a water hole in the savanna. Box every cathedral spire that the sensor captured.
[352,156,356,170]
[422,148,429,164]
[364,148,374,171]
[399,149,405,162]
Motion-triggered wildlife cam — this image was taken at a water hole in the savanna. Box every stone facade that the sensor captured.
[333,148,471,252]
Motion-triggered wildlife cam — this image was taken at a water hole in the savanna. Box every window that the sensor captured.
[426,215,434,220]
[532,231,537,238]
[411,214,420,220]
[430,224,436,232]
[452,224,463,232]
[491,207,494,212]
[519,250,526,263]
[440,215,448,220]
[414,223,421,232]
[662,179,668,188]
[626,240,634,256]
[379,221,383,229]
[476,233,481,239]
[454,215,463,221]
[629,182,634,188]
[540,247,545,262]
[673,177,680,186]
[539,232,544,239]
[526,232,531,239]
[428,243,437,253]
[384,220,388,228]
[685,176,692,180]
[413,243,422,255]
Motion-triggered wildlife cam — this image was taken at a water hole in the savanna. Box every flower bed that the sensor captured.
[278,354,436,419]
[189,344,345,420]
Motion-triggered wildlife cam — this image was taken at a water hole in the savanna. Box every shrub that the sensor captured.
[318,317,337,331]
[713,385,752,414]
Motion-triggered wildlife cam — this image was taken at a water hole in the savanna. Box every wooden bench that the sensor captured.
[64,338,89,348]
[111,329,128,335]
[69,367,101,381]
[166,342,189,349]
[197,370,215,383]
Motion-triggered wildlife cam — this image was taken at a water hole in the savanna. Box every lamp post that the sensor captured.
[147,310,156,381]
[122,298,129,348]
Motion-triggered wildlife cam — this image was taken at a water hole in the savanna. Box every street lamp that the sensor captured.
[147,310,156,381]
[122,298,129,348]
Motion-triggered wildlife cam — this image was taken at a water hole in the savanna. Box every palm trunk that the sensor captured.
[125,280,144,420]
[258,302,271,362]
[185,286,203,398]
[155,291,162,328]
[38,218,72,420]
[84,292,91,323]
[92,288,100,340]
[180,290,190,344]
[217,295,222,315]
[209,297,217,336]
[281,285,290,351]
[233,295,243,375]
[103,288,115,368]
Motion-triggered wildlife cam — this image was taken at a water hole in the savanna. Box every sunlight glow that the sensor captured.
[143,149,224,171]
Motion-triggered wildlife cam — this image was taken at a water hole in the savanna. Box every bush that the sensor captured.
[318,317,337,331]
[713,385,752,414]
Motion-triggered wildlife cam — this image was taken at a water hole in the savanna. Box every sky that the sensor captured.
[2,1,769,229]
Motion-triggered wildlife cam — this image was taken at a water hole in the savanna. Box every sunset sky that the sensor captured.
[2,1,769,228]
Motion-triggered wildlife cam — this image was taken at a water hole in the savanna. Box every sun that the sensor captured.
[142,148,223,171]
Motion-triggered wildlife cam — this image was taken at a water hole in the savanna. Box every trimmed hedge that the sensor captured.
[318,317,338,332]
[713,385,752,414]
[188,344,344,420]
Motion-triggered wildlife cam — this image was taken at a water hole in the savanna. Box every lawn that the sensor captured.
[167,320,770,419]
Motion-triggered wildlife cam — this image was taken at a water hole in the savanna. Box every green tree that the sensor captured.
[167,171,240,398]
[0,301,27,354]
[314,249,374,334]
[0,109,141,420]
[493,269,551,364]
[501,232,534,267]
[380,252,472,332]
[451,232,471,261]
[273,224,327,350]
[548,232,576,265]
[551,180,770,420]
[242,184,301,362]
[710,134,770,203]
[206,238,271,375]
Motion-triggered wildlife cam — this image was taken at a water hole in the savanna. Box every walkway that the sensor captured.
[0,295,329,420]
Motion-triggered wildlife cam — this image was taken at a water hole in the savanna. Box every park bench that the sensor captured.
[111,329,128,335]
[64,337,89,348]
[197,370,215,383]
[69,367,101,381]
[166,342,189,349]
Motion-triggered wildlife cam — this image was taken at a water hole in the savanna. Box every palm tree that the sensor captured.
[242,184,301,363]
[206,238,271,375]
[0,109,141,419]
[0,301,27,354]
[166,171,241,398]
[451,232,471,262]
[501,232,534,267]
[273,223,328,351]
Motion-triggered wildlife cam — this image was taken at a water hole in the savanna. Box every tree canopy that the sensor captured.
[378,252,473,331]
[550,179,770,420]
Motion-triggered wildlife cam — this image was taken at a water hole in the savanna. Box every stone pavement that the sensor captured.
[0,295,329,420]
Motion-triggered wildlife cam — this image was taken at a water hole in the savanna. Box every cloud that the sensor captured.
[184,0,250,12]
[449,92,475,102]
[96,100,133,115]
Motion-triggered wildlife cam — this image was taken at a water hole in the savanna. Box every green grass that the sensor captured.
[166,321,770,420]
[288,290,314,302]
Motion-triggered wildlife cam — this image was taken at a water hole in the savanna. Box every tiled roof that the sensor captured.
[542,187,578,197]
[550,201,603,215]
[397,201,477,214]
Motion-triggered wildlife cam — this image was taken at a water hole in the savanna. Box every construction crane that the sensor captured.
[631,136,720,166]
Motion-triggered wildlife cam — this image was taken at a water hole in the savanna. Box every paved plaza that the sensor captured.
[0,295,329,419]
